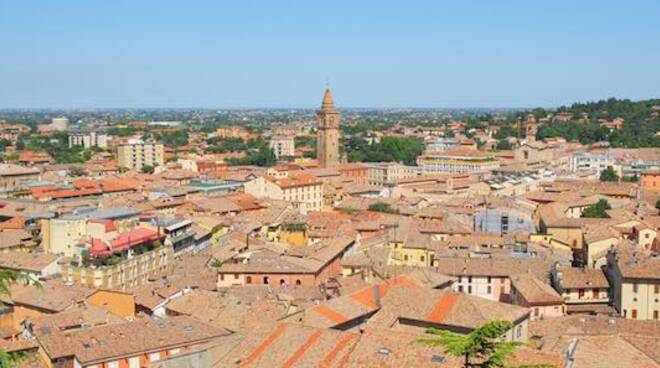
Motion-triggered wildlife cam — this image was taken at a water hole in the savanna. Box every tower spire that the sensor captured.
[321,87,335,112]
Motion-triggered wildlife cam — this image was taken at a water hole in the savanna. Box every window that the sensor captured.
[246,276,252,284]
[633,283,638,293]
[516,325,522,338]
[149,353,160,362]
[420,256,425,262]
[129,357,140,368]
[220,274,224,281]
[458,285,464,292]
[655,284,659,294]
[468,276,472,283]
[487,276,492,284]
[631,309,638,319]
[487,286,492,294]
[280,279,286,285]
[458,276,462,283]
[578,288,585,298]
[263,276,269,284]
[296,279,302,285]
[593,288,599,298]
[404,255,409,261]
[468,286,472,294]
[654,311,659,320]
[234,274,239,279]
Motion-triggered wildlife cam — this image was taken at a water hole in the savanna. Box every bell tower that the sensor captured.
[316,88,340,168]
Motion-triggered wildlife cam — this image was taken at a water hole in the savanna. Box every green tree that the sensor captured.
[141,165,155,174]
[418,320,547,368]
[599,166,619,182]
[367,202,399,214]
[495,140,512,150]
[68,166,88,177]
[581,199,611,218]
[655,199,660,211]
[0,270,35,367]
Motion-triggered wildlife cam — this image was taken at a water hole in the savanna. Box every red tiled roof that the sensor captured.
[426,292,459,323]
[239,324,289,367]
[88,228,160,256]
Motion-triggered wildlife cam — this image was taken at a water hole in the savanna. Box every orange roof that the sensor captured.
[239,324,289,367]
[426,292,460,323]
[265,174,321,189]
[311,305,348,324]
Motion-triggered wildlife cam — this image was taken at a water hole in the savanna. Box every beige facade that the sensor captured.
[367,162,418,186]
[607,253,660,320]
[244,175,323,212]
[61,245,173,290]
[117,140,164,170]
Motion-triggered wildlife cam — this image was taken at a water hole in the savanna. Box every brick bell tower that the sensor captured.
[316,87,340,169]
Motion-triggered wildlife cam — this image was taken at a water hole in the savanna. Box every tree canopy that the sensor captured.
[581,199,611,219]
[417,320,549,368]
[599,166,619,182]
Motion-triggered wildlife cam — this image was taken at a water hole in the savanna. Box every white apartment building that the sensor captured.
[569,152,617,174]
[69,131,109,149]
[269,135,295,159]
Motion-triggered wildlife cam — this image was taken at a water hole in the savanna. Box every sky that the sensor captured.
[1,1,659,109]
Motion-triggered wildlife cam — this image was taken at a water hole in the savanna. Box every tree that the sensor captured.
[0,270,35,367]
[367,202,399,214]
[418,320,546,368]
[495,140,512,150]
[141,165,155,174]
[68,166,87,177]
[655,199,660,211]
[581,199,611,218]
[599,166,619,182]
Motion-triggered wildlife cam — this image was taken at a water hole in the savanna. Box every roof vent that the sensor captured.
[432,355,445,364]
[377,347,391,355]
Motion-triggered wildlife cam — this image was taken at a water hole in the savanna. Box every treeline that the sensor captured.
[345,136,423,165]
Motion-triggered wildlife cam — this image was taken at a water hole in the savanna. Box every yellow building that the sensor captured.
[117,139,164,170]
[61,245,173,291]
[417,148,500,174]
[607,251,660,320]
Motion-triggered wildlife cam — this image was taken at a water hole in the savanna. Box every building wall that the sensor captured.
[61,246,173,291]
[640,172,660,190]
[269,137,295,159]
[117,142,164,170]
[47,218,87,257]
[452,275,510,302]
[619,279,660,320]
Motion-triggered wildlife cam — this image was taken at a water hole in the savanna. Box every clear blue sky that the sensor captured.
[1,1,658,108]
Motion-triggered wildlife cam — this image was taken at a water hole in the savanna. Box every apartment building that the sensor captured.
[244,173,323,211]
[569,152,618,175]
[366,162,418,186]
[269,135,295,159]
[551,266,611,315]
[606,250,660,320]
[417,148,499,174]
[117,139,164,170]
[61,244,173,290]
[68,131,109,149]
